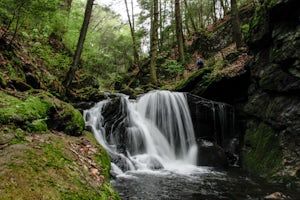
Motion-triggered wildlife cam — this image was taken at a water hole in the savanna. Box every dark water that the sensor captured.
[111,167,299,200]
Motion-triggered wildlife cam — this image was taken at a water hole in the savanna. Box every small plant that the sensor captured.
[161,59,184,79]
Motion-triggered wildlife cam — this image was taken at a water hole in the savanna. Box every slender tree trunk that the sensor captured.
[124,0,140,71]
[198,0,203,28]
[170,0,175,46]
[212,0,217,23]
[184,10,190,35]
[159,0,164,49]
[220,0,227,16]
[150,0,159,84]
[175,0,185,63]
[230,0,243,48]
[8,0,26,46]
[1,0,25,40]
[183,0,197,33]
[64,0,94,88]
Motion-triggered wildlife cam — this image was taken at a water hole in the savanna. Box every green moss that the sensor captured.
[0,91,52,132]
[27,119,48,132]
[100,183,121,200]
[85,132,120,199]
[57,102,85,136]
[0,72,7,87]
[9,128,26,144]
[85,131,111,180]
[248,0,281,39]
[243,123,283,178]
[0,132,120,199]
[0,91,85,135]
[174,67,212,91]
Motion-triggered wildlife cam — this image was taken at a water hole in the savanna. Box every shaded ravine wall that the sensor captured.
[241,0,300,184]
[186,0,300,185]
[175,0,299,186]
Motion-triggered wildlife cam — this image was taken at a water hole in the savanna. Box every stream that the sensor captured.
[111,167,300,200]
[84,90,300,200]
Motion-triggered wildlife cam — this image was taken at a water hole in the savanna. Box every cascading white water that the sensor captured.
[84,90,198,173]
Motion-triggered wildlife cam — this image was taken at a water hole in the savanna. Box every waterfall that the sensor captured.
[84,90,198,173]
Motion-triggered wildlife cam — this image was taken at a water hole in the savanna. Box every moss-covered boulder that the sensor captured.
[175,67,213,94]
[0,90,85,135]
[47,99,85,136]
[0,127,120,200]
[0,91,52,132]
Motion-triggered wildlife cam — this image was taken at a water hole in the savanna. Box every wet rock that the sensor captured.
[131,155,164,170]
[186,93,237,147]
[264,192,288,200]
[146,157,164,170]
[101,97,129,154]
[110,152,134,172]
[197,140,228,169]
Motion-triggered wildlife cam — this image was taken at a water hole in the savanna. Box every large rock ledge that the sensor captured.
[0,89,120,199]
[242,0,300,185]
[0,130,120,199]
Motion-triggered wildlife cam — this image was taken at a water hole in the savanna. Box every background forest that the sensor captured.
[0,0,253,93]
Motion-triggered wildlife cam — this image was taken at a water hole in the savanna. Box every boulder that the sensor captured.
[0,90,85,135]
[197,140,228,169]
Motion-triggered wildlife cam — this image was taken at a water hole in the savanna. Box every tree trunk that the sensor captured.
[150,0,159,84]
[212,0,217,23]
[230,0,243,49]
[183,0,197,33]
[124,0,139,67]
[220,0,228,16]
[198,0,203,28]
[64,0,94,88]
[175,0,185,63]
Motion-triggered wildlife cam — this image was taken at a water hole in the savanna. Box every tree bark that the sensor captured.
[198,0,203,28]
[124,0,140,70]
[183,0,197,33]
[230,0,243,49]
[150,0,159,84]
[220,0,228,16]
[175,0,185,63]
[64,0,94,88]
[212,0,217,23]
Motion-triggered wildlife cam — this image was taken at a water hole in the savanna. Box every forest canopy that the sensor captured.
[0,0,253,90]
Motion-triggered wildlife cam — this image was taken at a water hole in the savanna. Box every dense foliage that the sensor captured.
[0,0,258,91]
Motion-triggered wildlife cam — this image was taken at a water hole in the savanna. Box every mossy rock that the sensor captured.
[0,129,120,199]
[243,122,283,178]
[40,93,85,136]
[0,91,51,132]
[175,67,212,92]
[55,102,84,136]
[0,90,85,135]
